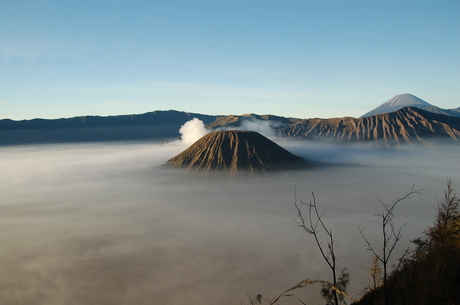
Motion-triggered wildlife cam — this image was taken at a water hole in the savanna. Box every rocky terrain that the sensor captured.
[277,107,460,148]
[167,130,309,172]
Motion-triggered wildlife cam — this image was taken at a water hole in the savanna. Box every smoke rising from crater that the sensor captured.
[179,118,209,145]
[215,117,278,137]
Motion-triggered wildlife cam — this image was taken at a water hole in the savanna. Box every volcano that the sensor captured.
[361,93,432,118]
[167,130,309,172]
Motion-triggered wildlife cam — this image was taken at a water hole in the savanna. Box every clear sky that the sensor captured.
[1,0,459,120]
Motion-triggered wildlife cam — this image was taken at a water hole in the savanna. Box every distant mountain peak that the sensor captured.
[361,93,432,118]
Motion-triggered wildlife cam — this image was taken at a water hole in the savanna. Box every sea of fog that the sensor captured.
[0,140,459,305]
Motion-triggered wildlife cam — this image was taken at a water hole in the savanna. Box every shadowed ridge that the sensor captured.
[167,130,310,172]
[422,105,460,118]
[0,110,219,145]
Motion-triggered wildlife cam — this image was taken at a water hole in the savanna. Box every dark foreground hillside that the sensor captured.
[352,180,460,305]
[248,180,460,305]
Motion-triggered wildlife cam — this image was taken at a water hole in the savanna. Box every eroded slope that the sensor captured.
[168,130,309,172]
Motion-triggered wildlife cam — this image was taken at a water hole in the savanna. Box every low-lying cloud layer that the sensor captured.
[0,141,458,305]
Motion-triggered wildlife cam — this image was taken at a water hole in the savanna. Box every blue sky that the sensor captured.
[1,0,459,120]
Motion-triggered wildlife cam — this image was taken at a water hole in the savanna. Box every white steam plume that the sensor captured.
[179,118,209,145]
[239,118,277,137]
[216,118,279,138]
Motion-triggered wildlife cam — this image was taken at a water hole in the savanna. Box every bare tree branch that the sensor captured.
[359,185,422,305]
[294,189,347,305]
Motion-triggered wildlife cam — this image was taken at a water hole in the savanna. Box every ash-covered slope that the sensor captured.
[361,94,432,118]
[277,107,460,148]
[168,130,309,172]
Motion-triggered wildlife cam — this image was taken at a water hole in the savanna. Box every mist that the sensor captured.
[0,140,459,305]
[215,117,278,137]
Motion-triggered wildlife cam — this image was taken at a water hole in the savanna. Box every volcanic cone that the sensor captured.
[167,130,309,172]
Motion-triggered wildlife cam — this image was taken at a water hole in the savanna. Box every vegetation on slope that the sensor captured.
[353,179,460,305]
[246,179,459,305]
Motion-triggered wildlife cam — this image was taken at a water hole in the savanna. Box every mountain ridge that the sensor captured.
[0,110,219,145]
[1,105,460,148]
[422,105,460,118]
[278,106,460,148]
